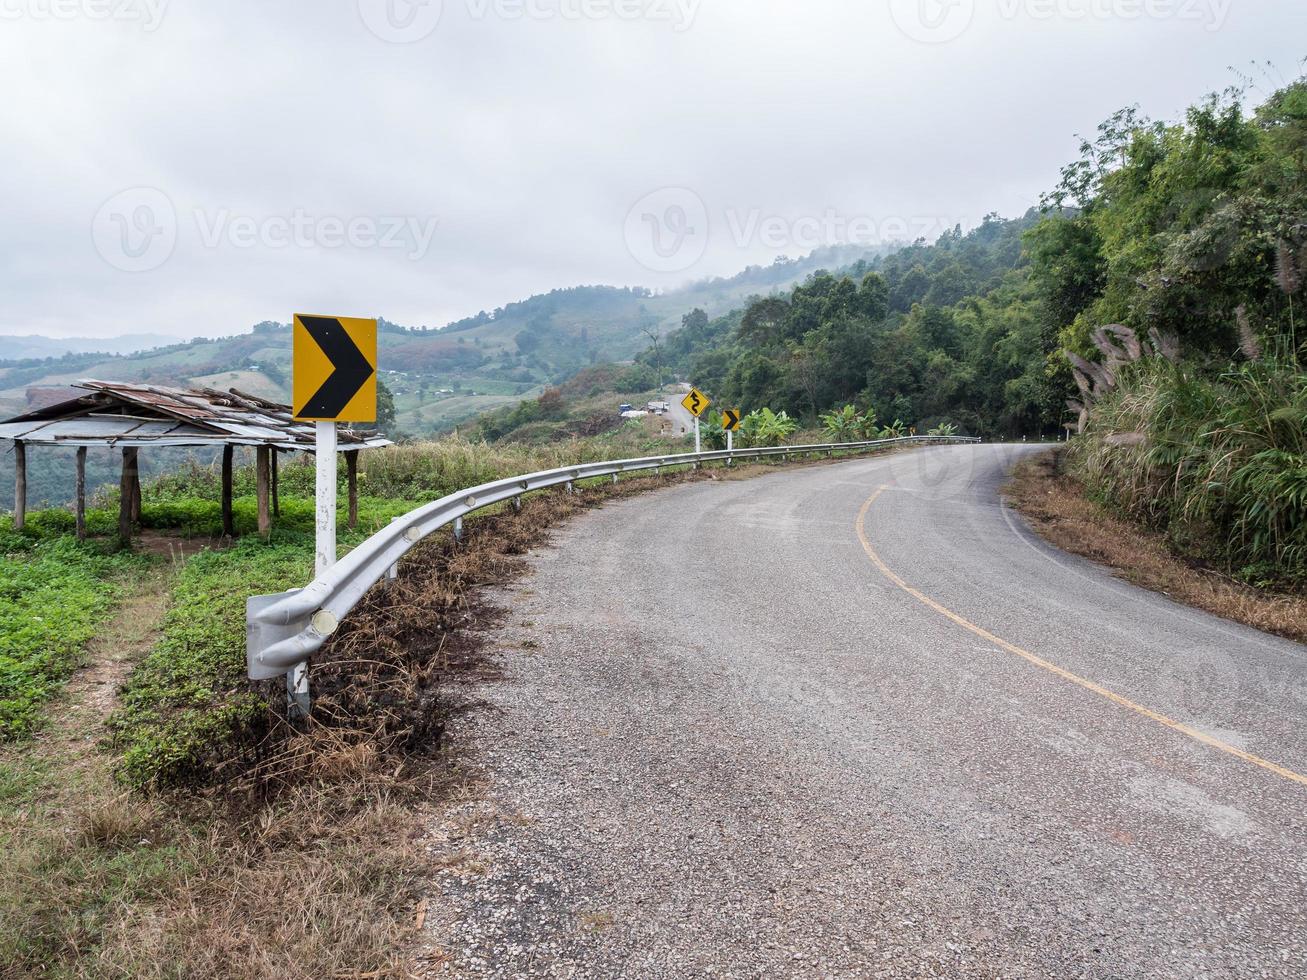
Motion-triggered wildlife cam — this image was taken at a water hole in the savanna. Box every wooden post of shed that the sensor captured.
[13,441,25,531]
[118,447,138,546]
[221,445,235,537]
[75,447,87,541]
[256,446,271,537]
[345,450,359,530]
[130,460,142,525]
[271,449,280,517]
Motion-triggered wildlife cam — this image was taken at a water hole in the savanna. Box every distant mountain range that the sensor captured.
[0,333,179,361]
[0,244,888,436]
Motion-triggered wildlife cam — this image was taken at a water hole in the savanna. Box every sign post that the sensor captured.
[722,408,741,454]
[314,421,336,576]
[291,313,378,716]
[681,386,711,453]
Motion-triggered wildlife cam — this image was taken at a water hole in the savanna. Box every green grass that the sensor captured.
[0,524,151,740]
[109,532,312,788]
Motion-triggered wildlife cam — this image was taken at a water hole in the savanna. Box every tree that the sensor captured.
[376,378,397,429]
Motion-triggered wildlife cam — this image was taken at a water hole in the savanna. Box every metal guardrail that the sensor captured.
[246,434,979,714]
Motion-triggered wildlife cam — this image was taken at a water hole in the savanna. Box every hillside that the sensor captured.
[0,333,177,360]
[0,245,883,437]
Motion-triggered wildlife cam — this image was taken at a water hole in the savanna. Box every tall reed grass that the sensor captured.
[1068,356,1307,587]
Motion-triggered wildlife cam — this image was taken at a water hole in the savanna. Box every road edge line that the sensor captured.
[855,485,1307,789]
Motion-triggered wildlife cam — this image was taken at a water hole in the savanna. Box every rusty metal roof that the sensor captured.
[0,380,391,451]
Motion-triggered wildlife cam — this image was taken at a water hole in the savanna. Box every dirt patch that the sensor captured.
[71,565,175,723]
[1005,449,1307,644]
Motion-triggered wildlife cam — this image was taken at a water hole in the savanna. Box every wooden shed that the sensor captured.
[0,380,390,544]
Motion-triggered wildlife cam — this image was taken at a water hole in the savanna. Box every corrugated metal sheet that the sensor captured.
[0,380,390,452]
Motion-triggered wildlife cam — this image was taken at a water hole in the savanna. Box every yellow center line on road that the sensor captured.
[855,486,1307,789]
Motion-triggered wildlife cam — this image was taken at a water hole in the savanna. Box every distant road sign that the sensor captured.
[681,387,711,418]
[293,314,377,422]
[722,408,741,431]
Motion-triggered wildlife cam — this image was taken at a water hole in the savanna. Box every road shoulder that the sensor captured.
[1004,448,1307,644]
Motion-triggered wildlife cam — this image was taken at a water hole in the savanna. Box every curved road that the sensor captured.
[428,444,1307,978]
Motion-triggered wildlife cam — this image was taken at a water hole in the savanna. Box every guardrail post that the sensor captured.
[611,473,619,484]
[513,495,522,511]
[386,517,400,583]
[453,516,464,542]
[566,481,575,494]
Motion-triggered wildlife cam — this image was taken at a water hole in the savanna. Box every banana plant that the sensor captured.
[853,408,880,441]
[820,405,860,442]
[740,407,798,447]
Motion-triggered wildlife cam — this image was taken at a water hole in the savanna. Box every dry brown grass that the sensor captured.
[1005,449,1307,643]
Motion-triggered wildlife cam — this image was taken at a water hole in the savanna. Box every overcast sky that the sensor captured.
[0,0,1302,341]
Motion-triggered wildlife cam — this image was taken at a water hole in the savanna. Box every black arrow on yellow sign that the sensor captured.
[298,316,375,419]
[721,408,741,431]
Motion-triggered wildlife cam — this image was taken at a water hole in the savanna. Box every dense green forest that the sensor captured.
[637,212,1060,438]
[627,77,1306,449]
[1057,77,1307,585]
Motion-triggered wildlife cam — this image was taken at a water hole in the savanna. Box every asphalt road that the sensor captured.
[428,444,1307,978]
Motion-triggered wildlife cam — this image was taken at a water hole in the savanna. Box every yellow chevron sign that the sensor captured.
[292,314,378,422]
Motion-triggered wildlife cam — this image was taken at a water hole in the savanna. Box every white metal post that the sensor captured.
[292,420,337,720]
[694,416,701,454]
[315,421,337,576]
[727,429,733,453]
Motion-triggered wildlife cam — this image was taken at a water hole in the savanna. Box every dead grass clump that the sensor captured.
[78,795,157,849]
[1006,449,1307,643]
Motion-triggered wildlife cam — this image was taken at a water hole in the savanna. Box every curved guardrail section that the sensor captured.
[246,435,979,713]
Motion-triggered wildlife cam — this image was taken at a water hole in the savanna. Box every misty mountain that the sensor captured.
[0,333,178,361]
[0,245,888,435]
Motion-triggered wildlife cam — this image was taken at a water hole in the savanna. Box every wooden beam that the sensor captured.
[13,441,25,532]
[256,446,271,538]
[271,449,280,517]
[75,447,86,542]
[118,447,137,547]
[221,444,235,537]
[346,450,359,530]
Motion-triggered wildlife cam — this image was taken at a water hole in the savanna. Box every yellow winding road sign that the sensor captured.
[681,387,711,418]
